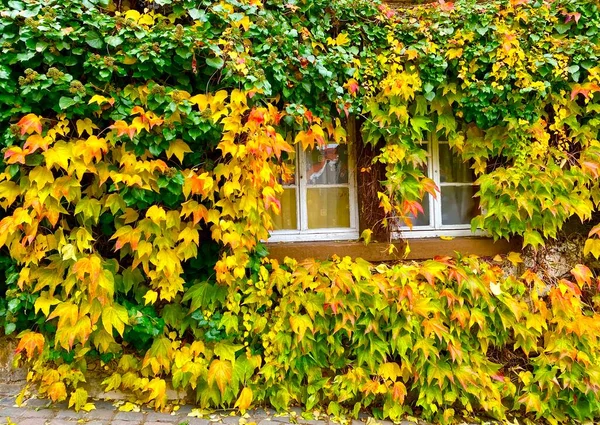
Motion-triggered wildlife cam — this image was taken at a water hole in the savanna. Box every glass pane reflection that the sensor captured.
[438,144,475,183]
[271,188,297,230]
[441,186,479,225]
[307,188,350,229]
[305,144,348,185]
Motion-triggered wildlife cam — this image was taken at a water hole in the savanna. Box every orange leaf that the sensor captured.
[571,264,592,288]
[15,331,45,360]
[47,382,67,402]
[23,134,51,153]
[110,120,137,140]
[17,114,42,135]
[3,147,28,164]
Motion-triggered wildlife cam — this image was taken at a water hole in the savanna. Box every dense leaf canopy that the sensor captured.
[1,0,600,423]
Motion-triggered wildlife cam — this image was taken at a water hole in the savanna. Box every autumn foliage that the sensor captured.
[1,0,600,423]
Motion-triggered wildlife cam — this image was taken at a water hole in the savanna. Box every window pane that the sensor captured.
[307,187,350,229]
[441,186,479,225]
[271,188,297,230]
[438,144,475,183]
[305,144,349,185]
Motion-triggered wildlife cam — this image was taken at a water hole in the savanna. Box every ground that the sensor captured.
[0,383,417,425]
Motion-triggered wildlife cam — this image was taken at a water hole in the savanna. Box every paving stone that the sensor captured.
[0,407,26,417]
[186,418,210,425]
[176,405,194,415]
[47,419,77,425]
[85,407,117,420]
[0,397,16,407]
[85,421,108,425]
[22,398,50,409]
[19,408,56,419]
[112,420,144,425]
[146,411,180,422]
[55,410,85,420]
[113,411,146,422]
[270,416,292,423]
[221,416,242,424]
[146,421,181,425]
[17,419,51,425]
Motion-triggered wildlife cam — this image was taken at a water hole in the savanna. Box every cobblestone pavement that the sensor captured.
[0,384,415,425]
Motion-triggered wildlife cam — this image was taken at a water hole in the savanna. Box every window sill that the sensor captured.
[265,237,520,263]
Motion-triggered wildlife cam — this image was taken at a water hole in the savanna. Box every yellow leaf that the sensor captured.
[378,362,401,381]
[361,229,373,245]
[29,166,54,190]
[118,402,141,412]
[88,95,114,106]
[507,251,523,266]
[76,118,99,137]
[235,387,253,412]
[189,94,210,111]
[34,292,61,316]
[146,205,167,224]
[446,48,463,60]
[440,236,454,240]
[146,378,167,409]
[0,181,22,207]
[584,238,600,259]
[93,330,116,353]
[235,15,251,31]
[490,282,502,296]
[138,14,155,26]
[69,388,90,412]
[211,90,229,110]
[335,32,350,46]
[166,139,192,163]
[144,290,158,305]
[61,243,78,261]
[101,304,129,337]
[124,10,141,22]
[289,315,312,341]
[207,359,232,395]
[230,89,246,105]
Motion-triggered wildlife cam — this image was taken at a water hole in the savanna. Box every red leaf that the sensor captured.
[248,108,265,125]
[437,0,454,12]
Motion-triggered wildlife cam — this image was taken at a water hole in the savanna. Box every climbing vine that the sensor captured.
[1,0,600,423]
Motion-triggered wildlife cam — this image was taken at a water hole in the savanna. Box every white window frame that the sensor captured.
[268,123,359,243]
[395,133,484,239]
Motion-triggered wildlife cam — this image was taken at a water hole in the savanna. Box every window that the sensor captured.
[268,125,480,243]
[398,132,480,238]
[268,135,359,242]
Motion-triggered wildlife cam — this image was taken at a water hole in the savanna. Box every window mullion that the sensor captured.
[298,145,308,231]
[431,134,442,229]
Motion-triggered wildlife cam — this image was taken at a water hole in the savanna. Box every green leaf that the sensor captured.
[523,231,544,249]
[106,35,123,47]
[206,57,224,69]
[85,32,104,49]
[214,341,244,365]
[58,97,77,110]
